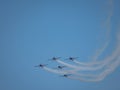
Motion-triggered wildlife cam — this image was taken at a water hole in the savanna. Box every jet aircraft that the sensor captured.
[67,57,79,61]
[34,64,47,68]
[61,74,72,77]
[49,57,61,61]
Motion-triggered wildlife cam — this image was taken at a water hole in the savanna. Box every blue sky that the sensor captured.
[0,0,120,90]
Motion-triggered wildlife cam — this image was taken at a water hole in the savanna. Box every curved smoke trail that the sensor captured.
[91,0,113,62]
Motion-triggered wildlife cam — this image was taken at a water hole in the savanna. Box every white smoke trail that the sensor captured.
[43,67,96,77]
[56,60,79,69]
[43,67,82,75]
[91,0,113,62]
[98,57,120,80]
[43,67,68,74]
[73,59,103,66]
[92,41,110,62]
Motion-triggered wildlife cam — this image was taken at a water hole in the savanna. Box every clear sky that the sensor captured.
[0,0,120,90]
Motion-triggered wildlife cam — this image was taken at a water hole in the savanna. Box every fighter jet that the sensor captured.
[61,74,72,77]
[49,57,61,61]
[34,64,48,68]
[66,57,79,61]
[57,65,66,69]
[54,65,66,69]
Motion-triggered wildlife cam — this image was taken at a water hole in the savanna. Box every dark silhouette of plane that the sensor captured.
[49,57,61,61]
[61,74,72,77]
[34,64,47,68]
[66,57,79,61]
[58,65,66,69]
[55,65,66,69]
